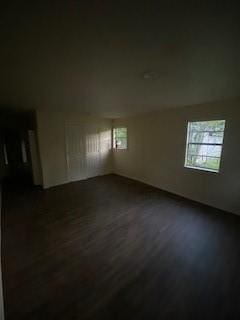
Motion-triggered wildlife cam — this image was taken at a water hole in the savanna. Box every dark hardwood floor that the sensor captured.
[2,174,240,320]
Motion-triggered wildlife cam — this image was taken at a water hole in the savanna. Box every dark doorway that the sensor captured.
[0,110,36,186]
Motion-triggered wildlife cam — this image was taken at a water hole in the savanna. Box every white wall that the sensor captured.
[37,111,112,188]
[113,99,240,215]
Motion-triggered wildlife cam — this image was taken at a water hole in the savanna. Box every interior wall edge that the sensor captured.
[113,171,239,216]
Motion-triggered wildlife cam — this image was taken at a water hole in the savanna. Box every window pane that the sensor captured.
[185,120,225,172]
[113,128,127,149]
[189,130,224,144]
[186,155,220,171]
[189,120,225,133]
[188,144,222,158]
[187,143,199,155]
[115,128,127,138]
[116,137,127,149]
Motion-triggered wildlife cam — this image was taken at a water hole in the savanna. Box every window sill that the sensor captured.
[184,165,219,173]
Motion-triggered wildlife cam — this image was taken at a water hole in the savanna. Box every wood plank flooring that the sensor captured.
[2,174,240,320]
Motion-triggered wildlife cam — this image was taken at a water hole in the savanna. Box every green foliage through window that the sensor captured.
[113,128,127,149]
[185,120,226,172]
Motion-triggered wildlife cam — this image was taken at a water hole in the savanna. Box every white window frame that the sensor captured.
[113,127,128,150]
[184,120,226,173]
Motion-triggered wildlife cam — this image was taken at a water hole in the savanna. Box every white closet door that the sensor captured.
[85,124,101,178]
[66,125,87,181]
[66,123,101,182]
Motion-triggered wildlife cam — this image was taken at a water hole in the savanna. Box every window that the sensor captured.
[113,128,127,149]
[185,120,226,172]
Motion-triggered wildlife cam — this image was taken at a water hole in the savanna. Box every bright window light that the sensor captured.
[113,128,127,149]
[185,120,226,173]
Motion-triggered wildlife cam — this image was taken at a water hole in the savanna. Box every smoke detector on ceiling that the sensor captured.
[143,71,159,80]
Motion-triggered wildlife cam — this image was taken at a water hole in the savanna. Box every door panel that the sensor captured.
[65,123,101,182]
[86,127,100,178]
[66,125,87,181]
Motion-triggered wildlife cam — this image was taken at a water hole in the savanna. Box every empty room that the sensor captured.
[0,1,240,319]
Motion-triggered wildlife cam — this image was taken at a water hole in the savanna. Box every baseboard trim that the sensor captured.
[38,170,238,216]
[114,172,237,216]
[44,171,114,189]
